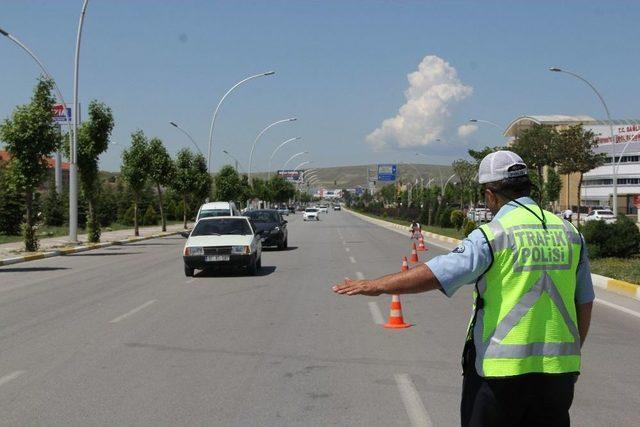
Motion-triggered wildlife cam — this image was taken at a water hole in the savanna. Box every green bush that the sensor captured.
[143,205,159,226]
[438,207,454,228]
[582,215,640,258]
[0,185,23,235]
[450,209,465,230]
[166,200,177,221]
[462,220,477,237]
[42,185,65,226]
[382,211,388,218]
[121,205,136,226]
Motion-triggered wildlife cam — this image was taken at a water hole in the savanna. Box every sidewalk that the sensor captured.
[0,223,191,260]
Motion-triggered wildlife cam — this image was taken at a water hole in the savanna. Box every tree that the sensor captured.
[171,149,196,229]
[0,78,61,251]
[379,183,397,206]
[147,138,175,232]
[214,165,243,202]
[510,125,560,203]
[42,181,65,226]
[268,175,296,203]
[544,167,562,210]
[191,153,212,207]
[452,159,477,207]
[556,125,607,222]
[250,177,271,203]
[0,164,23,235]
[468,145,506,165]
[75,101,114,242]
[121,130,150,236]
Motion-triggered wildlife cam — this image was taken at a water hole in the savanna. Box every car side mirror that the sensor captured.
[282,220,288,224]
[180,231,190,238]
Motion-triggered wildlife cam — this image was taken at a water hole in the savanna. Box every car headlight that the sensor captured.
[232,245,250,254]
[272,226,280,233]
[185,246,203,256]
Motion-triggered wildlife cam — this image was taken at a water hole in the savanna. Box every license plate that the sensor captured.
[205,255,229,262]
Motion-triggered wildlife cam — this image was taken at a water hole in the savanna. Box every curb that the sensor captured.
[345,207,640,302]
[0,230,184,268]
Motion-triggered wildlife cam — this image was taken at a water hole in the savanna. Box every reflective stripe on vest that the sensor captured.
[472,205,582,377]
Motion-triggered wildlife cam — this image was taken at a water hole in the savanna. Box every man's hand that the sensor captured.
[332,278,382,296]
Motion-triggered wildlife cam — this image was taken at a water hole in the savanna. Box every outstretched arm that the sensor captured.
[332,264,442,296]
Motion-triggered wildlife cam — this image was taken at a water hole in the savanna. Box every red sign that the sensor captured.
[633,195,640,209]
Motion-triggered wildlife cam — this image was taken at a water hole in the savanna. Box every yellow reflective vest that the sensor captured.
[470,203,583,377]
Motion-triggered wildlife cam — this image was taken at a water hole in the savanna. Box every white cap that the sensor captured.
[478,150,528,184]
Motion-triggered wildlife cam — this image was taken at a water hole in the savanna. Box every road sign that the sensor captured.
[52,103,72,124]
[278,169,303,182]
[355,187,365,196]
[377,164,397,182]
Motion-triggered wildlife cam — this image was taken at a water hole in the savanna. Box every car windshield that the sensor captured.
[306,208,318,213]
[191,218,252,236]
[246,211,280,222]
[199,209,230,219]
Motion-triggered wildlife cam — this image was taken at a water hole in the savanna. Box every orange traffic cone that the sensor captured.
[384,295,411,329]
[417,235,427,252]
[401,256,409,272]
[409,243,419,263]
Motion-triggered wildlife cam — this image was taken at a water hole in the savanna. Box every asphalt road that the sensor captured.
[0,210,638,426]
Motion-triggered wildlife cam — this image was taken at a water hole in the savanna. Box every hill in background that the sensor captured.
[252,163,454,189]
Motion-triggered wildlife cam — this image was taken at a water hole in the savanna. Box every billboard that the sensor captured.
[583,123,640,145]
[377,164,397,182]
[277,169,304,182]
[52,103,72,124]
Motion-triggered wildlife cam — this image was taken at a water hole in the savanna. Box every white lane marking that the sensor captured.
[595,298,640,319]
[0,370,25,387]
[355,272,365,280]
[349,256,356,264]
[185,278,196,284]
[109,300,157,324]
[395,373,433,427]
[345,247,351,252]
[368,302,384,325]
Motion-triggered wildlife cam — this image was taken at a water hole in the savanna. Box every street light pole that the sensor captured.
[268,137,301,179]
[550,67,618,214]
[469,118,503,131]
[0,26,72,194]
[293,161,311,172]
[222,150,244,173]
[283,151,308,170]
[207,71,275,174]
[248,118,296,183]
[69,0,90,243]
[169,121,203,155]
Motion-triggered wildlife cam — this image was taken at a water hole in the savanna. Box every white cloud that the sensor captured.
[365,55,472,151]
[457,123,478,138]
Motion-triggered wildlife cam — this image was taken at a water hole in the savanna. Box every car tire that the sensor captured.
[283,238,288,249]
[257,256,262,269]
[184,264,194,277]
[248,257,258,276]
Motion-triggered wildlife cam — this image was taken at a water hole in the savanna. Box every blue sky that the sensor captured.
[2,0,639,172]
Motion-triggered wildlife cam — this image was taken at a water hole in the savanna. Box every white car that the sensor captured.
[303,208,320,221]
[317,205,329,213]
[583,209,616,224]
[196,201,240,222]
[183,216,263,276]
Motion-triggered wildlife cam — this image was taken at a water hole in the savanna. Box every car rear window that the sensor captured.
[199,209,231,219]
[306,209,318,213]
[191,218,252,236]
[246,211,280,222]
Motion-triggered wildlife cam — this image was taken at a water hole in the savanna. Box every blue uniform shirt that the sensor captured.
[426,197,595,304]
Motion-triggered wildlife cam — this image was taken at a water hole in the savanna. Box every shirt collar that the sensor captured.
[494,196,536,219]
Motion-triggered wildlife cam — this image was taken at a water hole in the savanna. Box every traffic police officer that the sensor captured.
[333,150,594,426]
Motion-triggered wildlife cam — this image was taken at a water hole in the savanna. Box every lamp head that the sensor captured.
[549,67,562,72]
[169,121,178,127]
[263,71,276,76]
[0,27,9,37]
[289,118,297,122]
[469,119,478,123]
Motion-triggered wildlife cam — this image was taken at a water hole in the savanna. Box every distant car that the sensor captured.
[296,205,306,212]
[333,204,341,211]
[467,207,492,222]
[288,205,296,213]
[583,209,616,224]
[303,208,319,221]
[245,209,288,250]
[183,216,263,277]
[196,201,240,222]
[277,206,289,216]
[317,205,329,213]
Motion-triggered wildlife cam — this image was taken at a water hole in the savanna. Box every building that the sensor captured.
[504,115,640,214]
[0,150,70,190]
